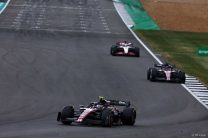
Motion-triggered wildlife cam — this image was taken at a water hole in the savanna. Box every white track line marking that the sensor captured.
[185,82,202,85]
[193,92,208,96]
[186,80,200,82]
[0,0,11,14]
[186,84,204,87]
[188,87,207,89]
[113,1,208,109]
[190,89,208,92]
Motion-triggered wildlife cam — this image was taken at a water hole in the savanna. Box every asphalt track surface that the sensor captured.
[0,0,208,138]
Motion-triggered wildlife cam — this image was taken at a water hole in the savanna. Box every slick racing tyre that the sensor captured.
[147,68,151,80]
[178,71,186,83]
[110,45,117,56]
[101,108,113,127]
[61,106,74,125]
[149,68,157,81]
[135,47,140,57]
[122,108,136,126]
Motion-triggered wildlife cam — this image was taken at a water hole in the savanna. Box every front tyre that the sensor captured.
[101,108,113,127]
[149,68,157,81]
[61,106,74,125]
[111,45,116,56]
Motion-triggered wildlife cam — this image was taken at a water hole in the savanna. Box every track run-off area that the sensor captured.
[0,0,207,138]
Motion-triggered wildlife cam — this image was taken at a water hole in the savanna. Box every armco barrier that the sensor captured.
[119,0,160,30]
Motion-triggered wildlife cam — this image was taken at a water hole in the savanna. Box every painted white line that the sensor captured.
[193,92,208,96]
[198,98,208,100]
[80,15,84,18]
[189,89,208,92]
[82,30,88,33]
[32,26,40,29]
[198,97,208,100]
[104,26,110,29]
[186,80,198,82]
[187,87,207,89]
[114,1,207,109]
[185,82,202,85]
[186,78,197,80]
[14,18,22,21]
[201,99,208,102]
[186,80,199,82]
[15,16,22,19]
[186,85,205,87]
[181,84,208,109]
[0,0,11,14]
[186,75,196,78]
[13,22,21,25]
[186,83,202,86]
[101,19,106,22]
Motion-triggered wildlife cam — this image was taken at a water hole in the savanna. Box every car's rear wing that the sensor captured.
[108,100,131,107]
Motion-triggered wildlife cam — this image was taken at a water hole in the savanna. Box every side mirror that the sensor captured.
[126,101,131,107]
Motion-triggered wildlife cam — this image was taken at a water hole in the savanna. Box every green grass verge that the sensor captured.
[135,30,208,86]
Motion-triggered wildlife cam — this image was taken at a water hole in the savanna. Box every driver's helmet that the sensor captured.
[163,63,169,67]
[98,96,110,106]
[99,96,106,104]
[163,63,172,68]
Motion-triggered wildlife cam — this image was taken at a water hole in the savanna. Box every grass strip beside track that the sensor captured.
[136,30,208,86]
[0,2,6,11]
[119,0,160,30]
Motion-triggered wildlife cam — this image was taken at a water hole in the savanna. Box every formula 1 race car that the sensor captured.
[110,41,140,57]
[147,63,186,83]
[57,97,136,127]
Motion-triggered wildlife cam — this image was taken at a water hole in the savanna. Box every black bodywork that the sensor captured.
[57,100,136,127]
[147,63,186,83]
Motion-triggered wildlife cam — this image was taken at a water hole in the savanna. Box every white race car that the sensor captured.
[110,41,140,57]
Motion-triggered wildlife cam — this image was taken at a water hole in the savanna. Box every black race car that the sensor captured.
[147,63,186,83]
[57,97,136,127]
[110,41,140,57]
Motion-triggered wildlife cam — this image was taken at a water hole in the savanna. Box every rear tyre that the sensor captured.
[122,108,136,126]
[101,108,113,127]
[61,106,74,125]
